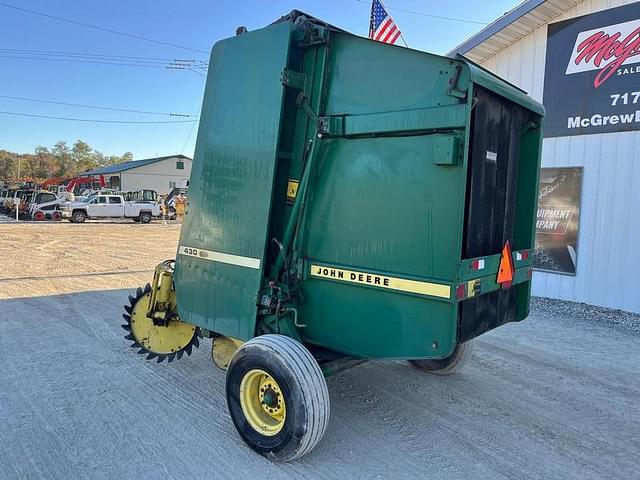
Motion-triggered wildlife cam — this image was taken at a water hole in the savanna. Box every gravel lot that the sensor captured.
[0,215,638,479]
[0,218,180,299]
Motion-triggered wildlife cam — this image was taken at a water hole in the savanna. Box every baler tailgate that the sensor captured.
[459,86,532,342]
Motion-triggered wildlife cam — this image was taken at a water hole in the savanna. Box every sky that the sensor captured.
[0,0,522,159]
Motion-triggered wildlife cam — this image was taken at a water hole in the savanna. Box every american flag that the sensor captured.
[369,0,402,45]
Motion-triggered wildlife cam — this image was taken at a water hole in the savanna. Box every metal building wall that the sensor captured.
[477,0,640,313]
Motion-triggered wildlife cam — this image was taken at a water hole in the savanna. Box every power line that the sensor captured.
[0,94,196,117]
[0,1,208,53]
[0,54,171,69]
[0,52,208,73]
[355,0,489,25]
[181,114,200,154]
[0,48,208,64]
[0,111,198,124]
[188,68,206,78]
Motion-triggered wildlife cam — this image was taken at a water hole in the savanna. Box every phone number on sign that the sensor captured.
[610,91,640,107]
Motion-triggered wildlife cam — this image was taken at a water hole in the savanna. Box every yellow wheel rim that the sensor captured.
[240,369,286,436]
[130,293,196,355]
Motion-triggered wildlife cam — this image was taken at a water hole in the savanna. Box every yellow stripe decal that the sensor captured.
[309,264,451,299]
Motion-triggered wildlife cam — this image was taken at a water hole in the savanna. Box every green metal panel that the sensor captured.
[302,135,465,280]
[173,21,292,340]
[300,277,457,359]
[172,12,544,360]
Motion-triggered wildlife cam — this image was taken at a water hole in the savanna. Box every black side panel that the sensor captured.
[462,86,522,258]
[459,86,525,343]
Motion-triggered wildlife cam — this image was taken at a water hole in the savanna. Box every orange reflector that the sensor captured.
[497,241,515,285]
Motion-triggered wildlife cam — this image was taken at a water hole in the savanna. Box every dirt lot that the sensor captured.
[0,217,638,479]
[0,220,181,299]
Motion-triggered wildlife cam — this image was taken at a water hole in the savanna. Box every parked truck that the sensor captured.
[62,193,161,223]
[121,11,544,461]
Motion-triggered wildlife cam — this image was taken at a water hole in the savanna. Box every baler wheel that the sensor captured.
[51,211,62,221]
[121,283,200,363]
[409,340,474,375]
[226,334,330,461]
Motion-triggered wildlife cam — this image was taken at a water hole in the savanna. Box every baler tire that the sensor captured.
[409,340,474,375]
[226,334,330,462]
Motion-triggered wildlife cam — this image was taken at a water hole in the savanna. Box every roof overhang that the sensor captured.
[448,0,581,63]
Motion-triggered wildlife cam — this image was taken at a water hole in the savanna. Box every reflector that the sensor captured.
[497,241,515,285]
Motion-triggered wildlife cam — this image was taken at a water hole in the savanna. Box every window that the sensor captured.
[169,181,176,189]
[176,161,185,170]
[109,196,122,204]
[97,196,107,204]
[36,193,56,204]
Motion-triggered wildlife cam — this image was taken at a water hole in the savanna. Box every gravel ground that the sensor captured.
[0,218,180,299]
[0,289,638,480]
[1,213,638,478]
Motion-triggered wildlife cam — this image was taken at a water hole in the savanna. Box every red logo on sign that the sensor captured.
[566,20,640,88]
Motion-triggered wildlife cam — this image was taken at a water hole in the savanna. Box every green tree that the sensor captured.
[34,146,55,178]
[0,140,143,183]
[52,141,72,177]
[71,139,96,174]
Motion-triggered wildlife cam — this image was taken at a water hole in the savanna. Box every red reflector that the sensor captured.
[471,258,485,270]
[456,284,466,300]
[521,250,529,260]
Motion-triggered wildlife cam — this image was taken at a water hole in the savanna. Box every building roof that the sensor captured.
[448,0,580,63]
[84,154,191,175]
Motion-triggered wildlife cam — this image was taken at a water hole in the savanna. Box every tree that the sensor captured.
[0,140,140,183]
[71,140,95,174]
[34,146,55,179]
[52,141,72,177]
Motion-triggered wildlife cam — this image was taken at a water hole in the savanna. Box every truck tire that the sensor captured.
[409,340,474,375]
[139,212,152,224]
[72,210,87,223]
[226,334,330,461]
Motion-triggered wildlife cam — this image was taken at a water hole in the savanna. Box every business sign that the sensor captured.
[543,3,640,137]
[534,167,583,275]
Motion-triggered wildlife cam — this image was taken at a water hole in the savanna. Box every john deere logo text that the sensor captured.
[313,265,391,286]
[309,264,452,299]
[565,18,640,88]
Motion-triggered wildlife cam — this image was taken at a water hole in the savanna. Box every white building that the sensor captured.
[85,154,192,195]
[451,0,640,313]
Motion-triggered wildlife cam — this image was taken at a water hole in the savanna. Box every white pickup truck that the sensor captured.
[61,194,161,223]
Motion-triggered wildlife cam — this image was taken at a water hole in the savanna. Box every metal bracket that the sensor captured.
[522,120,540,133]
[447,64,467,100]
[281,68,307,92]
[317,116,344,136]
[297,23,329,47]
